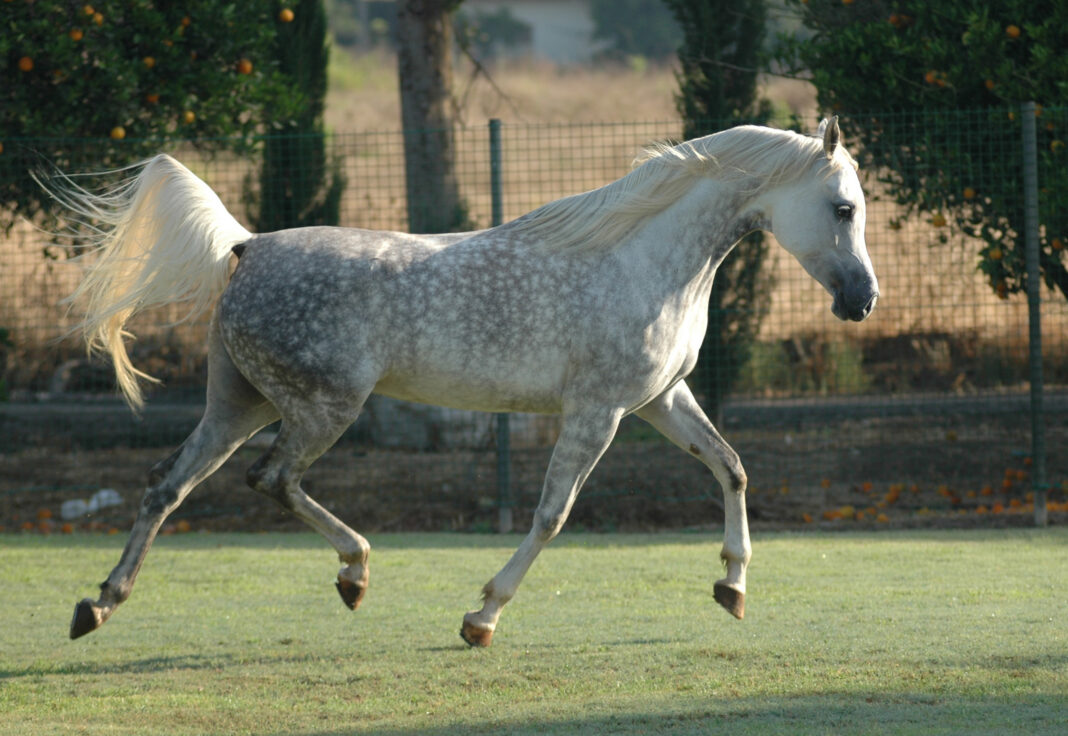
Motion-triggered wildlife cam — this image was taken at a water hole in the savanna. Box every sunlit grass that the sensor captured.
[2,529,1066,735]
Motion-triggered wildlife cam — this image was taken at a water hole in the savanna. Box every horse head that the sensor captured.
[762,117,879,322]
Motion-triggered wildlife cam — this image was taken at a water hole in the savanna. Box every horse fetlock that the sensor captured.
[99,578,132,605]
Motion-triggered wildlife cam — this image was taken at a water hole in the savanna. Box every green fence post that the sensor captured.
[490,118,513,533]
[1020,101,1048,527]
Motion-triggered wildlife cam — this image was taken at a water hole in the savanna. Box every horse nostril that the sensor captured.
[858,293,878,320]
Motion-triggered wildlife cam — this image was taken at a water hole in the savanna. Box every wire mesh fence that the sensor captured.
[1,108,1066,534]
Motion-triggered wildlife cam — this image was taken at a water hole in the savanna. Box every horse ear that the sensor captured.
[821,116,841,158]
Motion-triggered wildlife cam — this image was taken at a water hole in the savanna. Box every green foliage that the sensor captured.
[665,0,772,133]
[775,0,1068,301]
[664,0,774,419]
[590,0,681,61]
[248,0,345,231]
[0,1,302,231]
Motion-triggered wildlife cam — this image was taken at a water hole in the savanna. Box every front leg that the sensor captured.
[461,406,623,647]
[636,381,751,619]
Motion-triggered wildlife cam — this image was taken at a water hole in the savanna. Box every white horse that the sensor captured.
[53,118,877,646]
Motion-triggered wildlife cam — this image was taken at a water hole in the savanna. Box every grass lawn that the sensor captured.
[1,529,1066,735]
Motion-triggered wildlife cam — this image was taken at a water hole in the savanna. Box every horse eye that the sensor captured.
[835,204,855,220]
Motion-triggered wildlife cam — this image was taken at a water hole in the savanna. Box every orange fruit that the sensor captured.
[1052,238,1064,251]
[61,523,75,534]
[989,247,1003,260]
[237,58,253,75]
[0,142,4,155]
[963,187,976,200]
[279,8,295,22]
[83,4,94,16]
[37,508,53,520]
[181,15,192,27]
[143,56,156,69]
[18,56,34,72]
[182,110,196,124]
[924,70,937,85]
[176,520,192,533]
[931,213,946,227]
[145,92,160,104]
[70,28,84,41]
[984,79,996,90]
[110,126,126,140]
[1006,24,1021,39]
[93,12,104,25]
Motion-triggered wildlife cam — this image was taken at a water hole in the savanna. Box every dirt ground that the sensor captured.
[2,405,1065,536]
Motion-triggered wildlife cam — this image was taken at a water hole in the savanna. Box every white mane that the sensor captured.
[509,125,852,254]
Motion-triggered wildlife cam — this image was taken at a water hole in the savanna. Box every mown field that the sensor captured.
[2,529,1065,735]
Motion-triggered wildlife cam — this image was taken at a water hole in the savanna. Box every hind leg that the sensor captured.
[245,406,371,611]
[71,324,279,638]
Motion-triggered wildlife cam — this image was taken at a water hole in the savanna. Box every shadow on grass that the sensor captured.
[263,692,1067,735]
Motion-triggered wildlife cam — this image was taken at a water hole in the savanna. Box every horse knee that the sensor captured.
[533,509,568,543]
[729,465,747,495]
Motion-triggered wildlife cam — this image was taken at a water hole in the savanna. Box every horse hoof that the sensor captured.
[714,582,745,620]
[70,599,104,639]
[460,618,494,648]
[335,578,366,611]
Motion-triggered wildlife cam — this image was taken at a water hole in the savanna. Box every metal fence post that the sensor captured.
[489,118,513,533]
[1020,101,1048,527]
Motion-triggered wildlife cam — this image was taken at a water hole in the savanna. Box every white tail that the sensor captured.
[44,154,252,409]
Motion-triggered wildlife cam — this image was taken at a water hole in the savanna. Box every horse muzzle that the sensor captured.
[832,288,878,322]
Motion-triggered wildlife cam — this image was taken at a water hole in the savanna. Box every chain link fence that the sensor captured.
[1,109,1066,533]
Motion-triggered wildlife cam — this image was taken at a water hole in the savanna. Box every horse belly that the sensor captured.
[374,340,569,414]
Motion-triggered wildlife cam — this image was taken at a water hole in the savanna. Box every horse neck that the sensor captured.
[616,177,764,290]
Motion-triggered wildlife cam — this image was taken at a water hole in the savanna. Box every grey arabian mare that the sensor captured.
[55,118,877,647]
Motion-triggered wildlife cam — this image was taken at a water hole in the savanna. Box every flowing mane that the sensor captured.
[508,125,852,254]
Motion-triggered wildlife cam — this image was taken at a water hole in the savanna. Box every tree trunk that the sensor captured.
[396,0,464,233]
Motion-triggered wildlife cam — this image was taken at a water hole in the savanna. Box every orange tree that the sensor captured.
[775,0,1068,301]
[1,1,301,231]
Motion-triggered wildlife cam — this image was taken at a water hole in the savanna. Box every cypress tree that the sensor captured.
[663,0,774,423]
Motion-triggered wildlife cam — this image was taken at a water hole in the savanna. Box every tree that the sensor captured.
[775,0,1068,301]
[0,2,301,231]
[395,0,467,234]
[663,0,775,422]
[247,0,345,232]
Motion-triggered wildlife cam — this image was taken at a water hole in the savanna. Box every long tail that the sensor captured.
[42,154,252,410]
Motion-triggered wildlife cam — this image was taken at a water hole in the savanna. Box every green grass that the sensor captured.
[2,529,1066,735]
